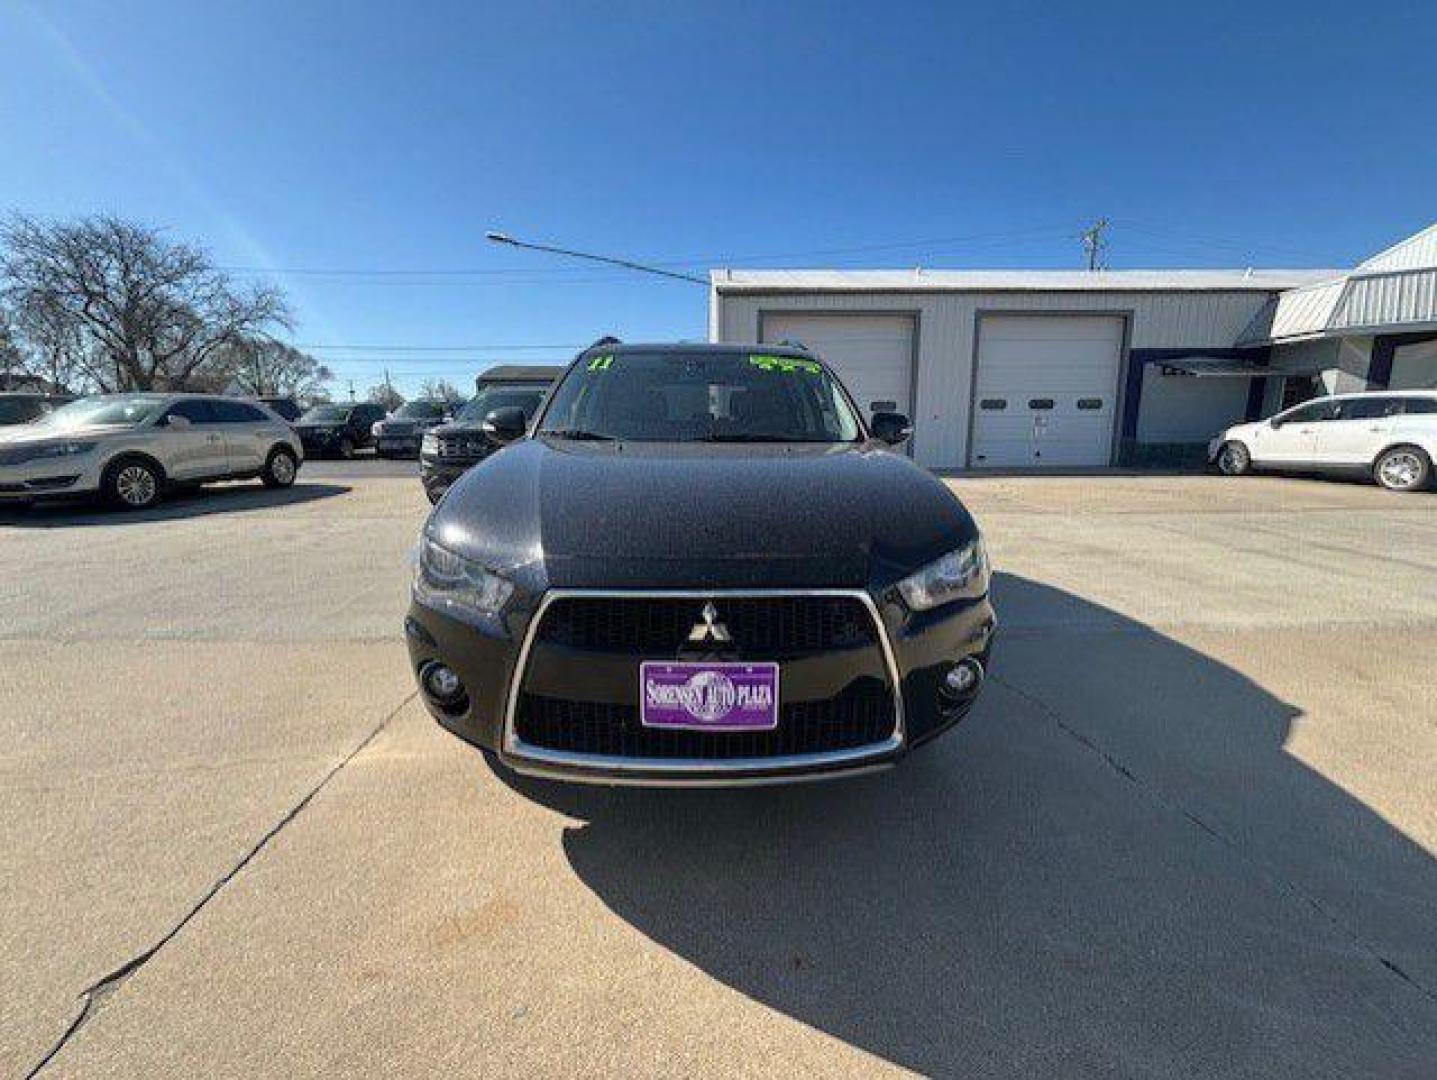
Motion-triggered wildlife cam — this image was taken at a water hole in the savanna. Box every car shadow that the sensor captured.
[492,573,1437,1075]
[0,480,350,527]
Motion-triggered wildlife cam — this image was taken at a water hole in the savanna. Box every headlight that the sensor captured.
[2,440,98,465]
[896,539,989,611]
[372,422,383,437]
[413,535,514,622]
[421,433,439,454]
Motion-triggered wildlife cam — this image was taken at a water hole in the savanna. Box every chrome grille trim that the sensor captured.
[500,588,905,784]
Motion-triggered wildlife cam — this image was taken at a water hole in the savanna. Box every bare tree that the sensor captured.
[0,213,291,392]
[221,337,333,399]
[367,383,405,411]
[418,377,466,404]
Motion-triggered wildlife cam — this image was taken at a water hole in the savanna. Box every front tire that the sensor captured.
[261,447,299,489]
[102,458,163,510]
[1217,441,1252,476]
[1374,446,1432,492]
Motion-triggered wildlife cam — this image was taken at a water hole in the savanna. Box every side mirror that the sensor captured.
[1269,418,1283,430]
[869,411,913,446]
[481,406,528,446]
[163,414,191,429]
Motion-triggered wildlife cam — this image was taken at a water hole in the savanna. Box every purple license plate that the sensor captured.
[639,662,780,731]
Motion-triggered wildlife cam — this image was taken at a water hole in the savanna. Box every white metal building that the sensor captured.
[708,223,1437,470]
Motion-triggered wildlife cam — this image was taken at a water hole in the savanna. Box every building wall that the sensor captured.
[1137,366,1252,444]
[714,288,1277,469]
[1261,337,1377,412]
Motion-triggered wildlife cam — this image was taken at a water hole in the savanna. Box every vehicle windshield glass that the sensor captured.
[456,387,546,423]
[394,401,448,419]
[0,397,43,424]
[298,405,352,424]
[37,396,166,429]
[537,351,863,442]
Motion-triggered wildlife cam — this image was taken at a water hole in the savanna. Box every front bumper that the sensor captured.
[405,586,995,787]
[419,456,481,500]
[376,432,422,456]
[0,456,102,501]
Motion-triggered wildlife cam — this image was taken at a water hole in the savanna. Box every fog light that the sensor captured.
[421,662,465,703]
[941,658,984,699]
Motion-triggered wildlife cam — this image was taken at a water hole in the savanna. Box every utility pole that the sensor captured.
[1081,219,1109,271]
[384,367,395,404]
[347,378,356,402]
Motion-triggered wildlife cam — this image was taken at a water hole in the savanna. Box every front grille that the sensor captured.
[515,678,894,759]
[511,593,899,764]
[537,595,877,653]
[436,435,489,459]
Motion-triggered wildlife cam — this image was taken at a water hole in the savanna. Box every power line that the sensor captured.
[296,343,579,351]
[217,223,1078,279]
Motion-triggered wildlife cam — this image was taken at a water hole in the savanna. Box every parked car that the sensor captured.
[0,391,76,427]
[256,395,304,422]
[0,393,302,509]
[292,402,386,458]
[420,381,553,503]
[373,399,453,459]
[406,341,994,786]
[1211,390,1437,492]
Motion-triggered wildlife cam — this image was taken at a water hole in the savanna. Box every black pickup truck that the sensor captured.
[419,366,561,503]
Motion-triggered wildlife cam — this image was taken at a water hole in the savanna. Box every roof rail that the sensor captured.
[588,335,621,350]
[775,338,808,351]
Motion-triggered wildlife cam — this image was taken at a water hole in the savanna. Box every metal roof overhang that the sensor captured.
[1157,357,1270,378]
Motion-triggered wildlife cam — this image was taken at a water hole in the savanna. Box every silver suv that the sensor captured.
[0,393,304,510]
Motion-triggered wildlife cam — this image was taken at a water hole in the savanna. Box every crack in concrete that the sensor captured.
[22,690,417,1079]
[989,672,1437,1009]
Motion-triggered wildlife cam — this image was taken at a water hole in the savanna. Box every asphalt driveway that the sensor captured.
[1,474,1434,1077]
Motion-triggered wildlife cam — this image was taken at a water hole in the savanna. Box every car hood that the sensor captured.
[428,437,980,590]
[0,423,127,444]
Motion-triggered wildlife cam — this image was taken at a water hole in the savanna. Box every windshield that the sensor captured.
[38,396,167,429]
[456,386,546,424]
[394,401,449,419]
[298,405,352,424]
[537,351,862,443]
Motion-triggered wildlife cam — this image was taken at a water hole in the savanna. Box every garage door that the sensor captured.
[761,313,914,419]
[970,314,1125,468]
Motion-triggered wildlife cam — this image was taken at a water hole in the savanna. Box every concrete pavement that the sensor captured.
[2,474,1435,1077]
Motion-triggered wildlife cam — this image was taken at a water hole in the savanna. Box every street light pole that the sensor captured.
[485,231,708,285]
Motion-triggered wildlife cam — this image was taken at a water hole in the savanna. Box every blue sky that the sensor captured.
[3,0,1434,397]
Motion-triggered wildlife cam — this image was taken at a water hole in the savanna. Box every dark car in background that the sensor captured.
[419,366,560,503]
[256,396,304,423]
[373,399,454,459]
[292,402,386,459]
[406,342,994,786]
[0,392,76,427]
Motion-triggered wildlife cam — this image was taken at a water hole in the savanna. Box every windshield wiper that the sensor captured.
[697,433,828,443]
[545,428,618,442]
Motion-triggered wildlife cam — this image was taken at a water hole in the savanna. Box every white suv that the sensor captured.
[0,393,304,510]
[1210,390,1437,492]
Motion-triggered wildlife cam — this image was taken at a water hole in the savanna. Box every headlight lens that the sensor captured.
[2,440,98,465]
[421,433,439,454]
[413,536,514,622]
[896,539,989,611]
[372,422,383,437]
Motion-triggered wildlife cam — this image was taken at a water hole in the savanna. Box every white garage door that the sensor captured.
[970,314,1125,468]
[761,313,914,419]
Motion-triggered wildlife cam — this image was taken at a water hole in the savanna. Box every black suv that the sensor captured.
[406,342,994,786]
[292,402,386,458]
[419,371,557,503]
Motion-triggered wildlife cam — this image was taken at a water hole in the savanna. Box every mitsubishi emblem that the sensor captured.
[687,601,732,644]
